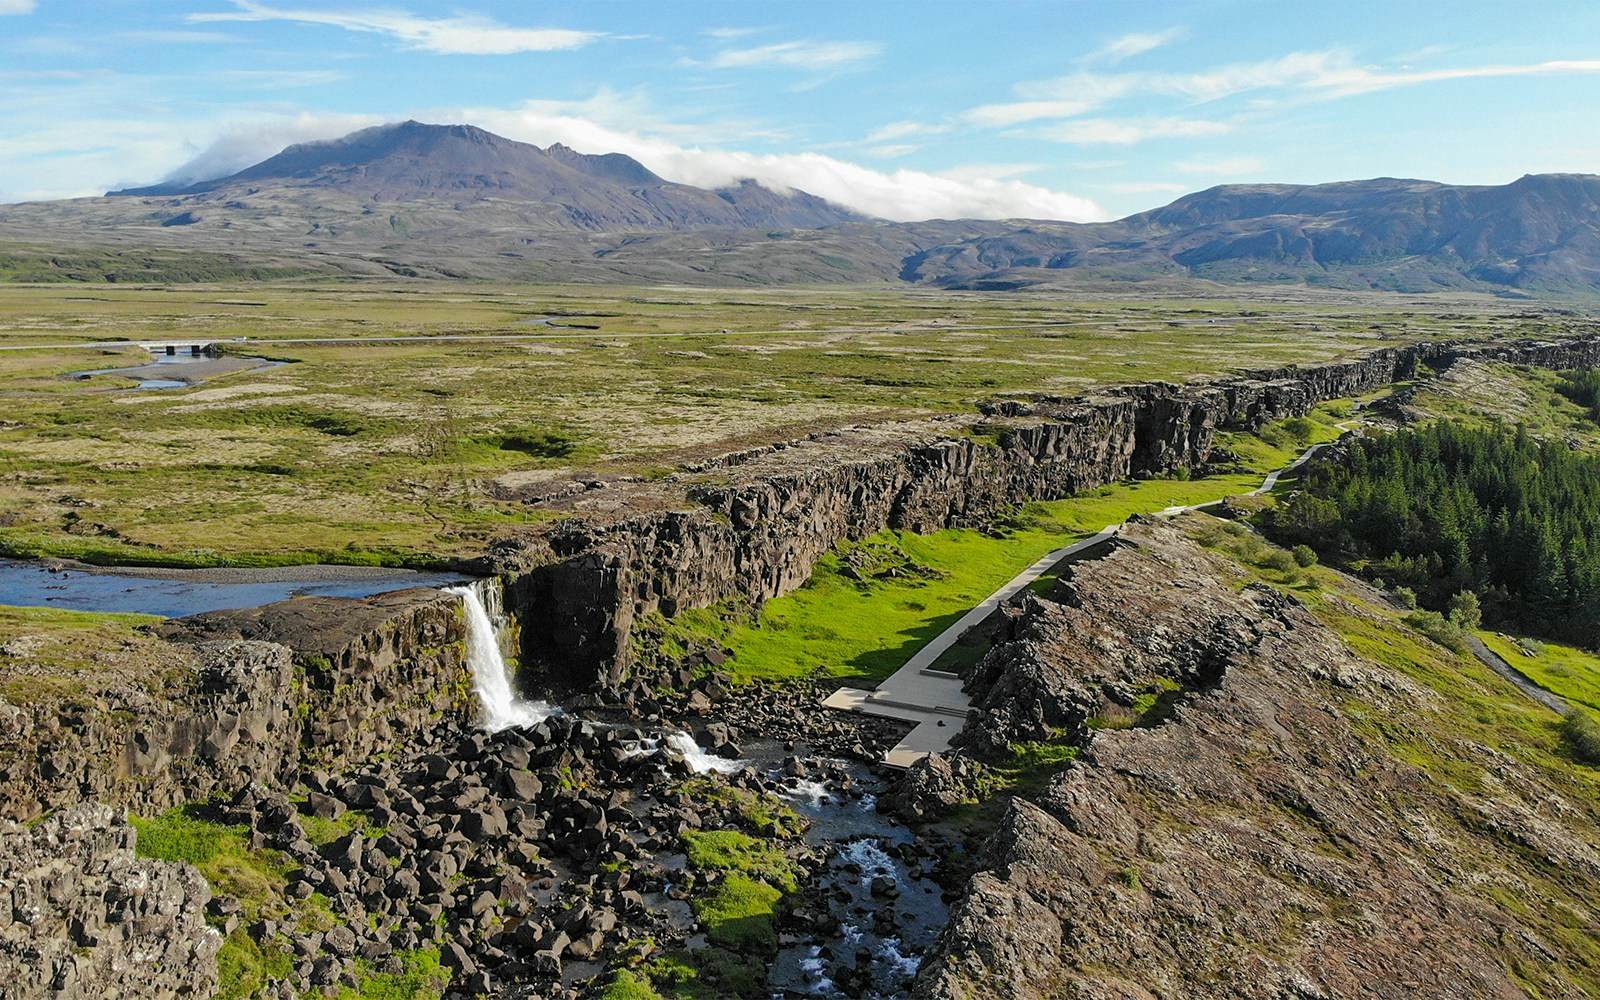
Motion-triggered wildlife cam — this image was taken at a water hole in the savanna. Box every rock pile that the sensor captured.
[0,804,220,1000]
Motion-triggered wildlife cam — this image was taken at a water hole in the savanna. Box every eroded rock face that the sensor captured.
[917,522,1600,1000]
[0,804,220,1000]
[492,336,1600,691]
[0,589,473,822]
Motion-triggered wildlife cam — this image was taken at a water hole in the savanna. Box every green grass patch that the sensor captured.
[680,830,800,893]
[705,471,1277,686]
[600,969,666,1000]
[1480,633,1600,714]
[333,947,449,1000]
[692,873,784,954]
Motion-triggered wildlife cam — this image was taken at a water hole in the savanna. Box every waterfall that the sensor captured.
[446,584,555,732]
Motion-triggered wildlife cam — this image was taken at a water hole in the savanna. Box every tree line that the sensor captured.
[1271,418,1600,648]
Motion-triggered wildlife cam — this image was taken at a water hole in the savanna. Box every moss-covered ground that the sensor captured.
[0,604,181,705]
[0,283,1570,565]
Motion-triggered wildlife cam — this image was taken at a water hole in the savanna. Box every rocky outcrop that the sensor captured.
[157,587,474,766]
[491,335,1600,690]
[0,804,219,999]
[0,588,473,823]
[915,520,1600,1000]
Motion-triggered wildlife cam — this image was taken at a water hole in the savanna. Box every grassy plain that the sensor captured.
[0,282,1567,566]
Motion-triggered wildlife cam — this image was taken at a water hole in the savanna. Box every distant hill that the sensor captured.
[1,121,1598,295]
[105,121,866,233]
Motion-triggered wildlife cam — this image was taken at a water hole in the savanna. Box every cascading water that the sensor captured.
[446,584,556,732]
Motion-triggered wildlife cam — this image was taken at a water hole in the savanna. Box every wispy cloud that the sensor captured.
[705,26,763,40]
[708,39,880,70]
[191,1,603,54]
[1101,181,1191,195]
[1026,117,1231,145]
[971,48,1600,134]
[1175,155,1262,175]
[0,0,37,15]
[1089,28,1186,65]
[865,120,949,142]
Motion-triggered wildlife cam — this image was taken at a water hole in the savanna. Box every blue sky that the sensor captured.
[4,0,1600,220]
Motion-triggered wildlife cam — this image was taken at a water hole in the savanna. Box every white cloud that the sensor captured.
[460,102,1106,222]
[155,112,386,186]
[708,39,880,70]
[938,163,1044,182]
[1090,28,1185,64]
[865,120,948,142]
[1027,117,1231,145]
[1100,182,1191,194]
[191,1,602,54]
[705,26,763,40]
[0,0,37,14]
[866,144,918,159]
[970,48,1600,133]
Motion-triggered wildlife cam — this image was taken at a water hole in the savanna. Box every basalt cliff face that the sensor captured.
[0,588,473,824]
[915,520,1600,1000]
[489,335,1600,693]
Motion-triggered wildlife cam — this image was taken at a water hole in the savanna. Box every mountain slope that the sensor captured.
[1,121,1598,294]
[104,120,867,234]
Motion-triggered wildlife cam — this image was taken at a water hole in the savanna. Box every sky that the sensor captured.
[4,0,1600,222]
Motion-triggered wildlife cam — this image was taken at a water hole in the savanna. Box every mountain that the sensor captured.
[103,121,866,233]
[1,121,1599,295]
[904,174,1600,293]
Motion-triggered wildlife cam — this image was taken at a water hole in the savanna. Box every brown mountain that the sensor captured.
[1,121,1598,295]
[105,120,866,233]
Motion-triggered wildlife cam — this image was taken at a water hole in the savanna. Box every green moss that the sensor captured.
[693,873,784,954]
[333,947,449,1000]
[600,969,666,1000]
[680,830,799,893]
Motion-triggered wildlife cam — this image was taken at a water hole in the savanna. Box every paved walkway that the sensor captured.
[824,436,1341,768]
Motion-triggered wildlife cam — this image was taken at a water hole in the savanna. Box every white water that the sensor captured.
[446,585,556,732]
[622,729,749,773]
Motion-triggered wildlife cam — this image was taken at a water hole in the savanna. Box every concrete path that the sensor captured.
[825,436,1339,768]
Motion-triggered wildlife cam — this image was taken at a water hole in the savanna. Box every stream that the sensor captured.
[452,585,947,997]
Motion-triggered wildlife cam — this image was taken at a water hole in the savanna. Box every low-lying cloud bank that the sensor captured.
[157,109,1107,223]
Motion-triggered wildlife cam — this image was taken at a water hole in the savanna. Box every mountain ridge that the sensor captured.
[1,120,1598,295]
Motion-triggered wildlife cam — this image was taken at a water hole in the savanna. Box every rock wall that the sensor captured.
[493,335,1600,690]
[0,804,219,1000]
[0,588,474,823]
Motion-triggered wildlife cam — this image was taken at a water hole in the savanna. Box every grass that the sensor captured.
[681,829,801,894]
[0,281,1554,564]
[0,604,172,704]
[1479,632,1600,713]
[672,448,1318,686]
[333,948,449,1000]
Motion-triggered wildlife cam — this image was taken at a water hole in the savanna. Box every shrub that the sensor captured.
[1447,590,1483,631]
[1394,586,1418,609]
[1561,711,1600,765]
[1405,610,1468,653]
[1291,544,1318,568]
[1258,549,1297,573]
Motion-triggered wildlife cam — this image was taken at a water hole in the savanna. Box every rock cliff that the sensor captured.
[915,520,1600,999]
[0,588,473,823]
[490,335,1600,691]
